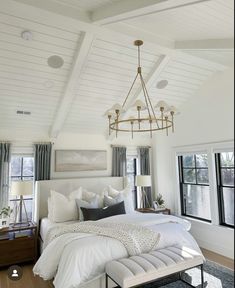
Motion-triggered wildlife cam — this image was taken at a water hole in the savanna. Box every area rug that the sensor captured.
[143,261,234,288]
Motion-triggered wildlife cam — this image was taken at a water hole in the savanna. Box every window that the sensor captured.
[178,154,211,222]
[11,156,34,181]
[10,156,34,222]
[216,152,234,228]
[126,156,137,209]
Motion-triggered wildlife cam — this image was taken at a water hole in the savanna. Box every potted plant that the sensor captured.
[0,206,13,228]
[153,194,165,210]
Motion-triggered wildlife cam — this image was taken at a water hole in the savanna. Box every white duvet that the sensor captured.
[33,213,202,288]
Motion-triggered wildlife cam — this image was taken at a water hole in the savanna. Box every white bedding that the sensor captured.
[34,213,202,288]
[40,218,78,242]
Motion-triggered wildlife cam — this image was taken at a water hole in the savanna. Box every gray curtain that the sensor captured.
[34,143,52,181]
[112,147,127,177]
[0,143,11,210]
[138,147,153,208]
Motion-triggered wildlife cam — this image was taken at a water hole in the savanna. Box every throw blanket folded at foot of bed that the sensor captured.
[44,221,161,256]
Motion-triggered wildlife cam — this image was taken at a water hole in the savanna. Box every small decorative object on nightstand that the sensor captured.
[153,194,165,210]
[0,206,13,228]
[0,222,37,268]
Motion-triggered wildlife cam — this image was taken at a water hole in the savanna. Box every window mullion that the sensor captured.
[195,155,198,185]
[21,157,23,181]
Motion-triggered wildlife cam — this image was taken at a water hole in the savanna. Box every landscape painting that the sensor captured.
[55,150,107,172]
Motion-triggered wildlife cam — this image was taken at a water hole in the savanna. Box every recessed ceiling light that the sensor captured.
[21,30,33,41]
[47,55,64,69]
[157,80,169,89]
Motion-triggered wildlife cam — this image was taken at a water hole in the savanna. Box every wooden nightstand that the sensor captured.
[136,208,171,215]
[0,222,37,268]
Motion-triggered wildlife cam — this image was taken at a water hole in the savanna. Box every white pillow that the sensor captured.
[48,188,82,223]
[106,185,135,214]
[81,188,104,208]
[76,196,100,221]
[104,194,122,207]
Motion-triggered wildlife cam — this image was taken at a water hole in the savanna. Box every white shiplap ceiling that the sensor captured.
[0,0,233,138]
[0,7,83,134]
[184,50,234,67]
[63,43,220,134]
[111,0,234,41]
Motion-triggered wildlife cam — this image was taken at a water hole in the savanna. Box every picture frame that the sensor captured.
[55,150,107,172]
[0,218,10,229]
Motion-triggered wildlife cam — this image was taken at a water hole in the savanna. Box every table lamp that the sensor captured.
[11,181,33,226]
[136,175,152,209]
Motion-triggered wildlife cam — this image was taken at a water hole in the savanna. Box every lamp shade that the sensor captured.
[11,181,33,196]
[136,175,152,187]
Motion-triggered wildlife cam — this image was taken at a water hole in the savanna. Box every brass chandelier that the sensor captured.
[105,40,179,138]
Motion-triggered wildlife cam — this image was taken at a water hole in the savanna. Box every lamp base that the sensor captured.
[14,196,30,227]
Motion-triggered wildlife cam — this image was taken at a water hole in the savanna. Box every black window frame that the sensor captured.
[178,154,212,223]
[215,153,234,229]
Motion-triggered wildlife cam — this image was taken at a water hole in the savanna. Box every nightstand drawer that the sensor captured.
[0,237,35,267]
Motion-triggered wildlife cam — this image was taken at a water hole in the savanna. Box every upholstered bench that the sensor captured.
[105,246,204,288]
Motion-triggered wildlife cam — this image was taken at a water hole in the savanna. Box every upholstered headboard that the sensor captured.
[33,177,125,225]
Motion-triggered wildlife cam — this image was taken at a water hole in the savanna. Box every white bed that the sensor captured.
[34,176,125,227]
[34,177,126,288]
[39,217,78,242]
[33,177,202,288]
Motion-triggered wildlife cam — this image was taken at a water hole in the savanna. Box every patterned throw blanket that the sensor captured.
[44,221,161,256]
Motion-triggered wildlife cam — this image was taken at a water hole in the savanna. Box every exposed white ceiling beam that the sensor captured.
[108,55,171,140]
[13,0,90,23]
[175,39,234,50]
[50,32,94,138]
[92,0,212,25]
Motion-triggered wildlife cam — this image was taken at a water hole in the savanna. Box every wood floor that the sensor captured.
[0,265,53,288]
[0,249,234,288]
[201,248,234,270]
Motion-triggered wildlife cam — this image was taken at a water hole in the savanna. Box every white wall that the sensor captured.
[152,68,234,259]
[0,129,151,179]
[50,132,152,179]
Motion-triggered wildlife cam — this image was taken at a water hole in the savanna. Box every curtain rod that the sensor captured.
[111,145,151,148]
[0,141,54,145]
[34,142,54,145]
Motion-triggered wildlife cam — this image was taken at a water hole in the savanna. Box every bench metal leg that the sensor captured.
[106,274,121,288]
[180,264,204,288]
[201,264,204,288]
[106,274,109,288]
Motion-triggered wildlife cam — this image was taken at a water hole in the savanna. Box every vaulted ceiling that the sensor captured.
[0,0,234,139]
